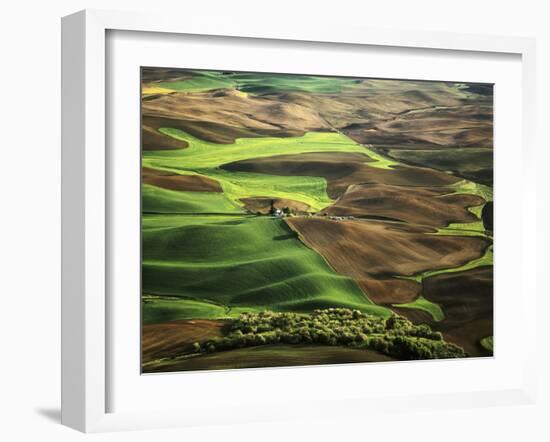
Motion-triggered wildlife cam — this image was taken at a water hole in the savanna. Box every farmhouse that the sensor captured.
[268,199,284,217]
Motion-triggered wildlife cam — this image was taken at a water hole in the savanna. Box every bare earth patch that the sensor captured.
[423,266,493,356]
[142,319,226,363]
[360,278,421,305]
[343,105,493,149]
[142,167,222,192]
[142,117,189,151]
[269,81,492,149]
[143,344,395,373]
[142,89,330,144]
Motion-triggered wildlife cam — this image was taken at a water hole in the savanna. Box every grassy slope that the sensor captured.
[394,296,445,322]
[195,169,332,212]
[143,130,372,211]
[450,179,493,202]
[142,214,391,323]
[155,70,361,94]
[229,72,360,94]
[142,296,228,324]
[143,296,277,324]
[435,179,493,237]
[142,184,244,214]
[147,130,370,168]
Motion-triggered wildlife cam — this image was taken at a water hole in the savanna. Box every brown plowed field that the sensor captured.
[143,344,395,373]
[222,152,460,198]
[424,266,493,356]
[142,319,226,363]
[322,183,484,227]
[285,217,489,304]
[142,167,222,192]
[142,89,330,144]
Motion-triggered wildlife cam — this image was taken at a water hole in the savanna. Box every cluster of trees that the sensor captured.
[190,309,466,360]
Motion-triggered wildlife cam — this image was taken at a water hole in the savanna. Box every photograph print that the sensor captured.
[140,68,494,373]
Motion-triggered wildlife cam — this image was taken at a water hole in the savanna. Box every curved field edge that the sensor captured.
[143,130,379,211]
[142,215,392,320]
[147,130,371,168]
[142,184,244,214]
[393,296,445,322]
[143,129,491,221]
[142,296,391,324]
[142,345,394,373]
[152,70,364,95]
[391,245,492,320]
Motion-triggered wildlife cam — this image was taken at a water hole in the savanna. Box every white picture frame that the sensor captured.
[61,9,538,433]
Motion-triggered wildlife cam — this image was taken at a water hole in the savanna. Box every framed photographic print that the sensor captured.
[140,67,493,374]
[61,9,538,432]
